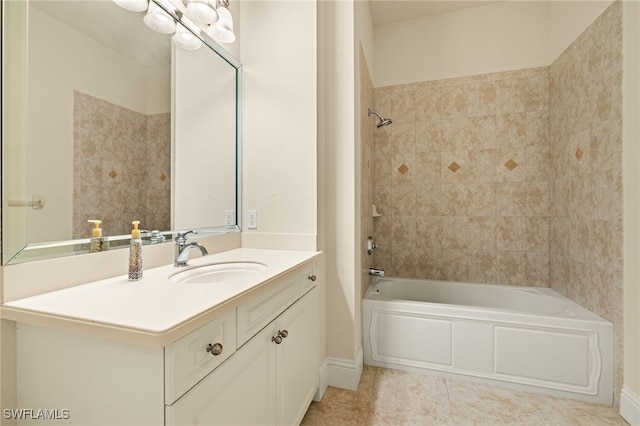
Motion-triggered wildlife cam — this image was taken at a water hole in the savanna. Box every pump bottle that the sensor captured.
[128,221,143,281]
[88,220,108,253]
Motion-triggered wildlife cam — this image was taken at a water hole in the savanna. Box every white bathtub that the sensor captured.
[363,277,613,404]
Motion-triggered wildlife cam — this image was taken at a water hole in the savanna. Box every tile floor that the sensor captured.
[301,366,629,426]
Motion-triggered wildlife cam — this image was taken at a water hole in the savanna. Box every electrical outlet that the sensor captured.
[224,210,234,226]
[247,210,257,229]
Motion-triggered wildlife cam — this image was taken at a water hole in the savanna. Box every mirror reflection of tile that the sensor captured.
[72,91,170,238]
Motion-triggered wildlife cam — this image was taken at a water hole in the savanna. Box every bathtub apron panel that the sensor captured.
[363,278,613,405]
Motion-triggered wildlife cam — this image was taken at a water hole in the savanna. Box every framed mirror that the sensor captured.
[1,0,242,264]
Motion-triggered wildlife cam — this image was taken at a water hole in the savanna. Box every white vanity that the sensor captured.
[2,248,322,425]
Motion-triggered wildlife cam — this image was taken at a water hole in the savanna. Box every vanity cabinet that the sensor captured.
[166,287,317,426]
[14,259,320,426]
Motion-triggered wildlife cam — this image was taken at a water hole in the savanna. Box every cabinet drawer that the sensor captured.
[165,309,237,404]
[237,274,297,346]
[299,262,318,295]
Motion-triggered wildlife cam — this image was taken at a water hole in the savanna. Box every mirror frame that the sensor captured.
[1,0,243,265]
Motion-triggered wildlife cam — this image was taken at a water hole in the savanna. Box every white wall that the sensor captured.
[373,1,550,86]
[239,0,317,248]
[356,1,375,84]
[318,0,359,361]
[373,1,614,88]
[548,1,614,61]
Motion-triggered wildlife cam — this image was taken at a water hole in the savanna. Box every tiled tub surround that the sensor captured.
[73,91,171,239]
[371,1,623,408]
[373,66,551,285]
[549,1,623,408]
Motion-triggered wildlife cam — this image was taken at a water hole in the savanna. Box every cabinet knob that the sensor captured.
[307,274,317,282]
[206,343,223,356]
[272,330,288,344]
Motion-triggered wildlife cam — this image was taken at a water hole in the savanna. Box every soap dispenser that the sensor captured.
[88,220,108,253]
[128,221,143,281]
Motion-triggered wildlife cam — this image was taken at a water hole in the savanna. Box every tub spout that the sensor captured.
[369,268,385,277]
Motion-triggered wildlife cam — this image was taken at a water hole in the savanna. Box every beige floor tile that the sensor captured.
[304,367,627,426]
[446,379,543,425]
[527,392,628,426]
[370,368,452,419]
[366,407,455,426]
[301,399,369,426]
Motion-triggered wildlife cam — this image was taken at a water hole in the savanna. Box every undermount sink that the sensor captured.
[169,261,268,284]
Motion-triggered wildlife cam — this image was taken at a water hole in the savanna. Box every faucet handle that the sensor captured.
[175,230,196,242]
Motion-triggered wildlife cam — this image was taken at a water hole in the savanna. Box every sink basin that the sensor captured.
[169,261,268,284]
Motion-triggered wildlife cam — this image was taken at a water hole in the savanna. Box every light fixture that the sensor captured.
[207,0,235,44]
[113,0,148,12]
[186,0,219,25]
[172,23,203,50]
[143,1,177,34]
[114,0,236,48]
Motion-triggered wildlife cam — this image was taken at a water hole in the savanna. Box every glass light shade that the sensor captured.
[143,1,176,34]
[186,0,219,25]
[207,5,235,43]
[112,0,148,12]
[172,24,202,50]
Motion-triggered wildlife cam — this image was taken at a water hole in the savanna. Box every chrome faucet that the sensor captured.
[174,231,208,267]
[368,268,385,277]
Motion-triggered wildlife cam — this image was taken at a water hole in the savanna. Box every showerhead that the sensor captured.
[368,109,392,128]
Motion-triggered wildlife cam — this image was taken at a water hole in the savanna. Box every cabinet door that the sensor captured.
[276,288,318,425]
[166,323,277,426]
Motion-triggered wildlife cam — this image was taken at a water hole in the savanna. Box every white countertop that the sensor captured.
[2,248,320,347]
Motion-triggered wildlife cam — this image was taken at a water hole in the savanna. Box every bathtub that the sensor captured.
[363,277,613,404]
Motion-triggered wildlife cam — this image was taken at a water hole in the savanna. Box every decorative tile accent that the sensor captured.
[448,162,461,173]
[504,159,518,171]
[398,164,409,175]
[160,174,167,181]
[109,170,117,179]
[575,148,583,159]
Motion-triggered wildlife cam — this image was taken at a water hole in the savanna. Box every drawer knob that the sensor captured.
[206,343,223,356]
[271,330,288,344]
[307,274,317,281]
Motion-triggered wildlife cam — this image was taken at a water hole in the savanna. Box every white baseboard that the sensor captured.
[621,386,640,426]
[314,347,363,400]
